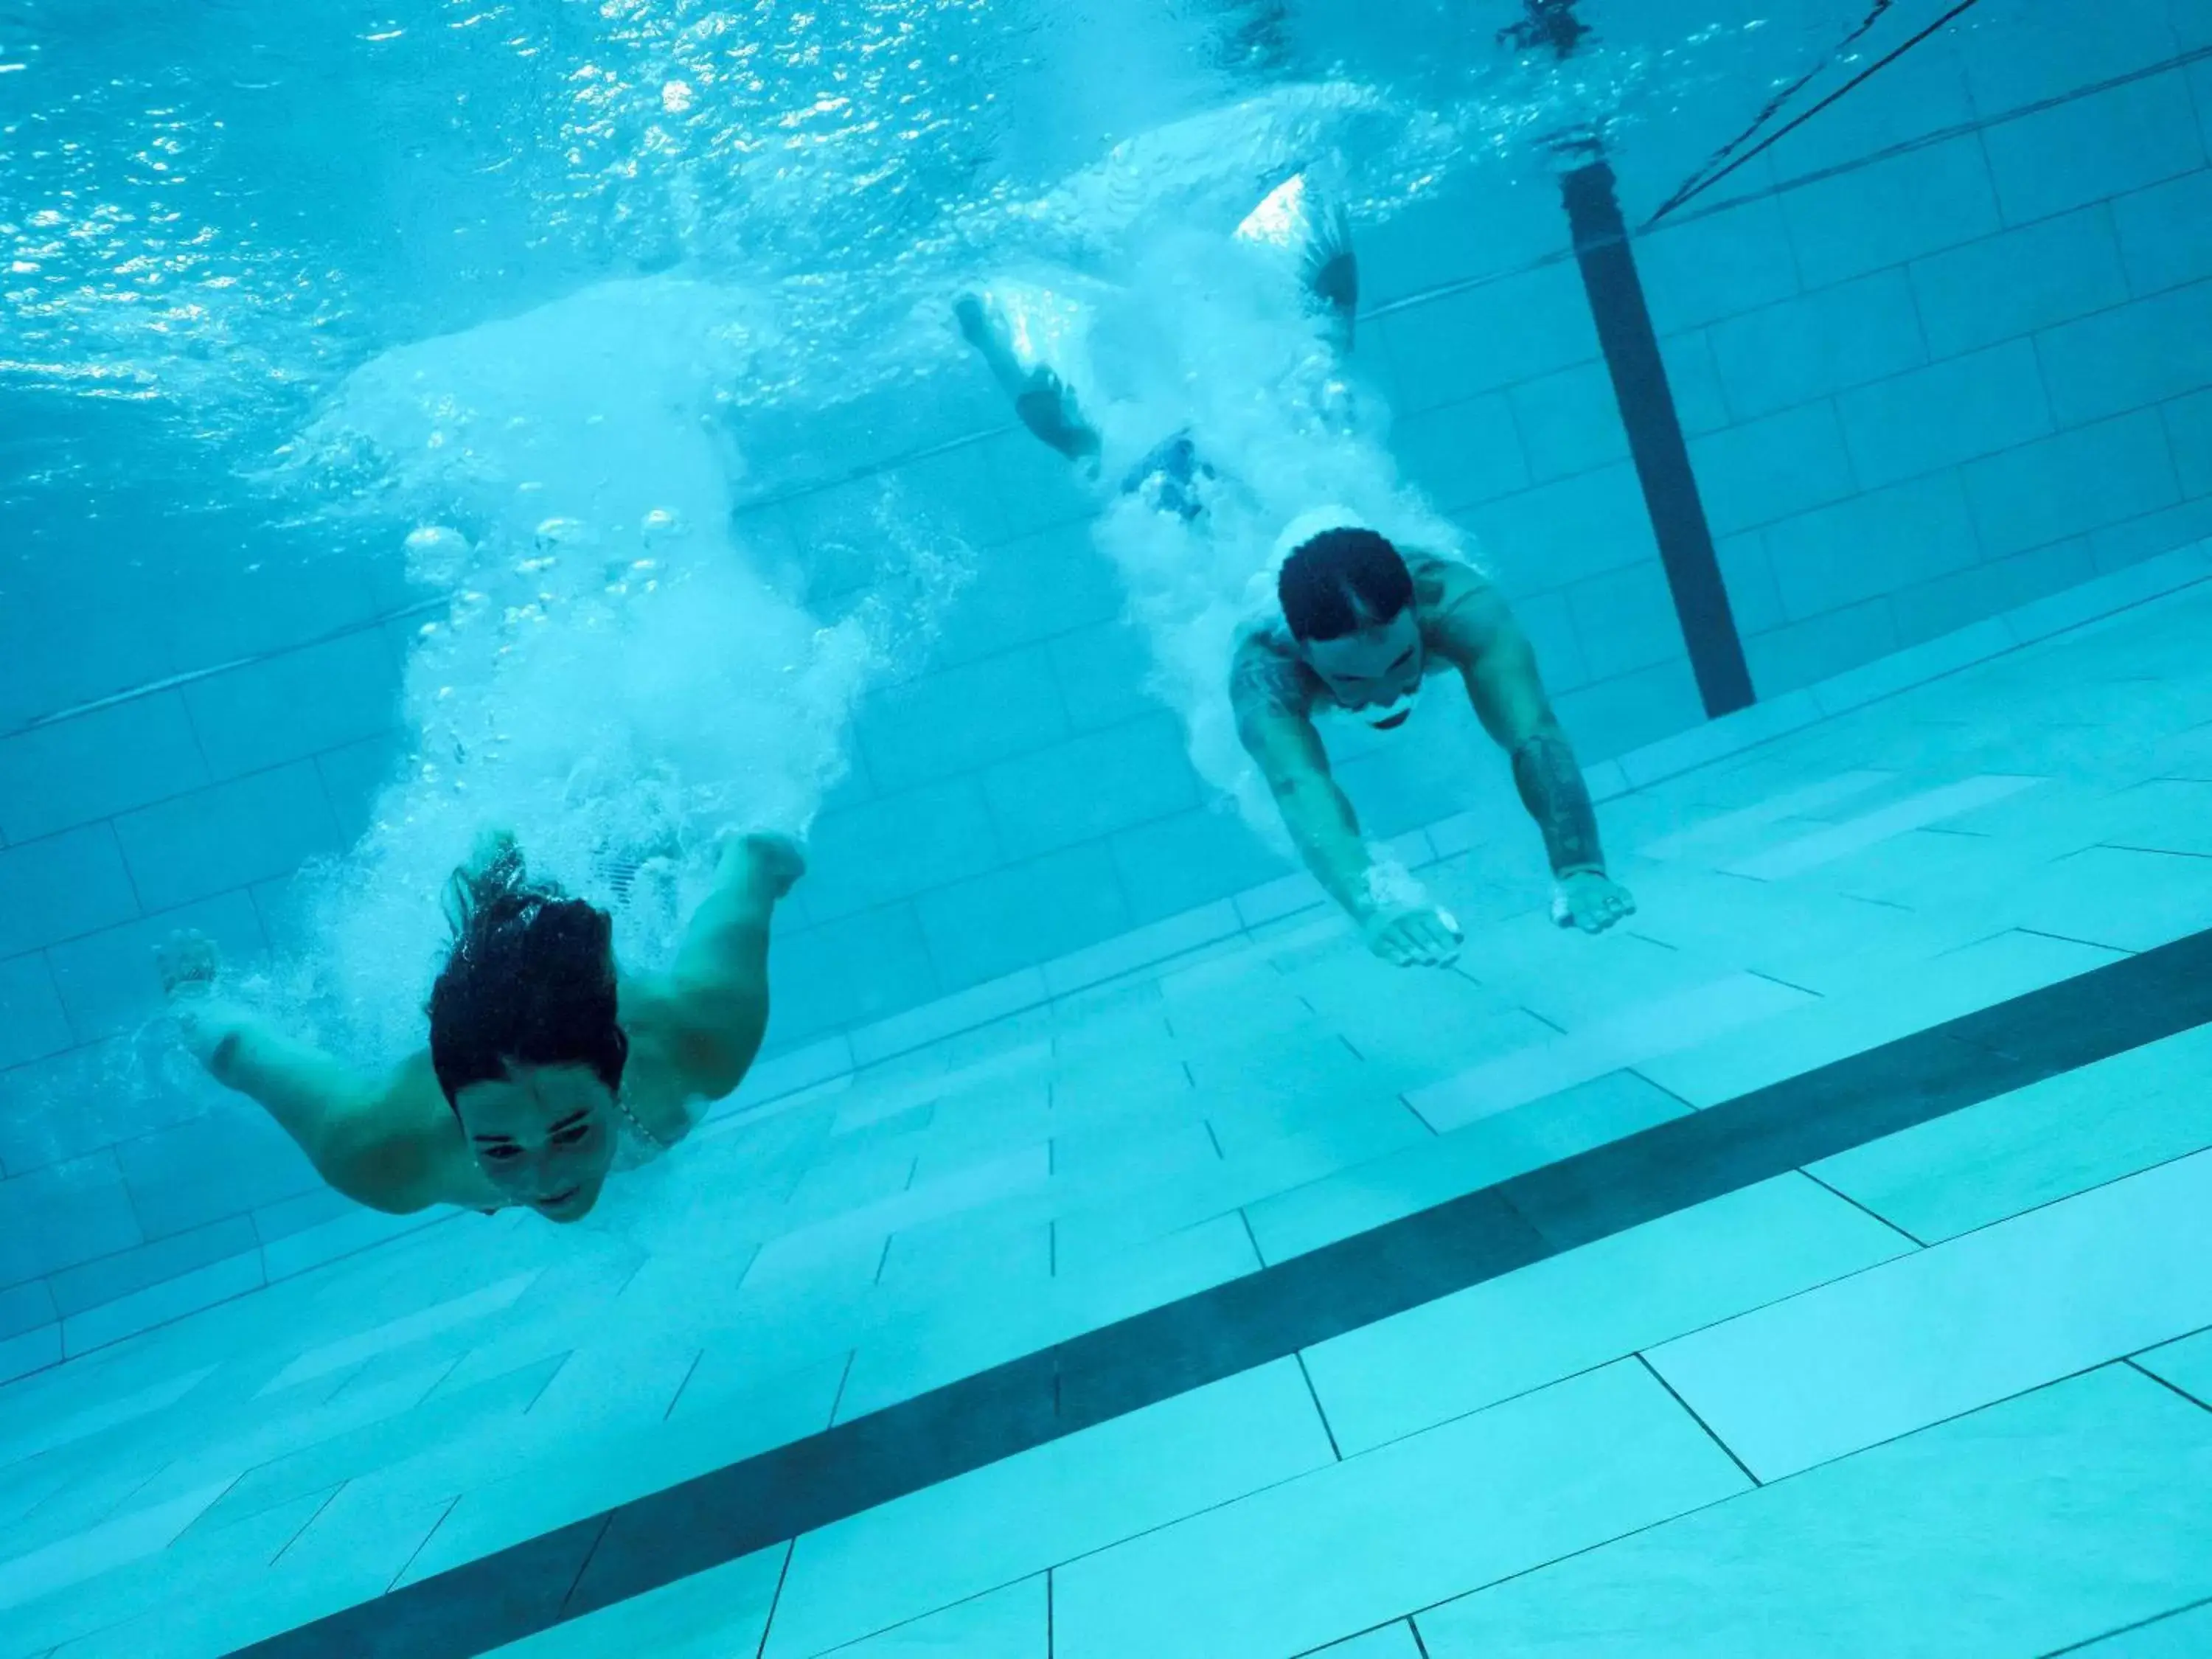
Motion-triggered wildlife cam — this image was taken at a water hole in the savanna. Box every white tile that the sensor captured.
[1310,1624,1426,1658]
[1307,1175,1911,1455]
[1051,1360,1747,1659]
[849,969,1051,1068]
[60,1253,265,1356]
[1038,902,1243,998]
[824,1574,1047,1658]
[831,1042,1051,1136]
[484,1545,787,1659]
[729,1033,855,1110]
[1615,691,1824,789]
[1247,1070,1686,1263]
[1720,774,2044,880]
[1632,769,1896,860]
[2137,1324,2212,1408]
[0,1326,60,1389]
[0,1476,235,1612]
[257,1271,539,1396]
[836,1212,1259,1422]
[1650,1150,2212,1481]
[401,1350,847,1584]
[2067,1603,2212,1658]
[0,1366,215,1471]
[1809,618,2018,715]
[1405,974,1813,1132]
[1417,1367,2212,1658]
[1634,927,2121,1107]
[1812,1023,2212,1242]
[762,1359,1333,1658]
[1232,871,1330,930]
[743,1144,1051,1288]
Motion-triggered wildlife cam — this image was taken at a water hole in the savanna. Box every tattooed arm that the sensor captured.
[1231,639,1464,965]
[1430,571,1635,933]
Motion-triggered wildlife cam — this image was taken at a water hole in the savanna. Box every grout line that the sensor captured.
[1635,1352,1761,1486]
[2039,1596,2212,1658]
[268,1482,345,1566]
[1409,1616,1436,1659]
[1797,1168,1927,1249]
[389,1494,465,1593]
[662,1349,706,1421]
[1204,1121,1225,1161]
[2124,1355,2212,1416]
[1293,1351,1343,1461]
[522,1353,571,1415]
[1742,966,1823,998]
[826,1349,857,1427]
[751,1539,800,1659]
[1236,1207,1265,1267]
[1046,1567,1055,1659]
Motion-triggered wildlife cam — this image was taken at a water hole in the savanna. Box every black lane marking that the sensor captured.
[232,927,2212,1657]
[1560,156,1756,720]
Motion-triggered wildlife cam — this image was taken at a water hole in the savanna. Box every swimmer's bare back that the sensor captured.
[162,832,804,1217]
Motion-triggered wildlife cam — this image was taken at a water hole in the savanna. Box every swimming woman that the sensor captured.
[158,827,804,1221]
[956,173,1634,967]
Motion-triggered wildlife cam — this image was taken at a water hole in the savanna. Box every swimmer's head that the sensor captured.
[428,840,626,1222]
[1278,523,1425,728]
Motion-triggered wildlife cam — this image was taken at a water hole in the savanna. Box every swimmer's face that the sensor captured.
[453,1062,619,1222]
[1300,608,1426,726]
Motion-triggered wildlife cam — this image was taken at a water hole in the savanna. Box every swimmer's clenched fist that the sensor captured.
[1552,869,1635,934]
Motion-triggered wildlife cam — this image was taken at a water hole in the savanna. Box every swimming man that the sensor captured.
[956,175,1634,967]
[159,829,803,1220]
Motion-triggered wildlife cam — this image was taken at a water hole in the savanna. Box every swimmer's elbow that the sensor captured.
[664,995,769,1102]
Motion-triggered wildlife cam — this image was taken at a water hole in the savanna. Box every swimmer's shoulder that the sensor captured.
[1228,616,1315,728]
[611,974,723,1144]
[1405,548,1501,664]
[338,1050,498,1214]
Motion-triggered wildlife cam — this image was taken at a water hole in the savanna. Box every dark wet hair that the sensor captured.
[426,838,627,1108]
[1278,528,1414,643]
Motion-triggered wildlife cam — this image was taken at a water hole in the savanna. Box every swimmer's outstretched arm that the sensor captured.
[1439,582,1637,936]
[1234,686,1461,967]
[646,832,806,1102]
[156,933,455,1212]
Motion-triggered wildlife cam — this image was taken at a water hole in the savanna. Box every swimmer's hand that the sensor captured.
[1363,902,1464,968]
[737,830,807,900]
[1552,870,1635,934]
[155,929,249,1067]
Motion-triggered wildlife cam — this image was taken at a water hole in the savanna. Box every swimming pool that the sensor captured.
[3,0,2211,1651]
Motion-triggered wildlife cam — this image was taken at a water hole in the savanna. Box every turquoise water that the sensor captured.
[4,1,2211,1649]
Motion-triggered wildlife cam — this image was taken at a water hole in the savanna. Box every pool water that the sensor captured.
[2,0,2211,1652]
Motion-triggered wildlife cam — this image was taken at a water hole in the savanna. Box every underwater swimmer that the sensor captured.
[957,175,1633,967]
[156,829,804,1221]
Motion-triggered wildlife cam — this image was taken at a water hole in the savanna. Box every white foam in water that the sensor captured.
[274,276,964,1067]
[1067,228,1478,844]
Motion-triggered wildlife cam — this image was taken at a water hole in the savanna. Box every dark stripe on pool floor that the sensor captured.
[233,926,2212,1658]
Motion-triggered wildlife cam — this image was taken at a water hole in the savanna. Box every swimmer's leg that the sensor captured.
[954,284,1105,472]
[1234,170,1359,351]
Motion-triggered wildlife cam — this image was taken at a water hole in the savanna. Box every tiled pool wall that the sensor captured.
[1,0,2208,1364]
